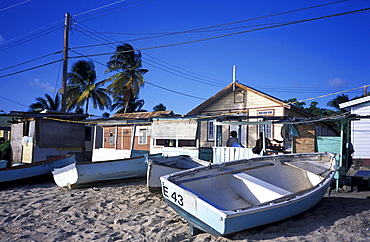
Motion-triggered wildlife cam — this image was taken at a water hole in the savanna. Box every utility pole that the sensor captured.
[61,13,70,112]
[364,85,368,97]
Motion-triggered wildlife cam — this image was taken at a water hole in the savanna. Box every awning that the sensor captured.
[151,119,198,139]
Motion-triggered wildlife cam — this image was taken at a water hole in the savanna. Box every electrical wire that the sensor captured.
[0,0,31,12]
[0,51,62,72]
[0,95,29,108]
[69,49,208,100]
[73,0,158,23]
[73,0,127,17]
[71,0,351,49]
[143,58,225,87]
[0,59,62,79]
[68,7,370,59]
[0,25,63,52]
[72,22,228,87]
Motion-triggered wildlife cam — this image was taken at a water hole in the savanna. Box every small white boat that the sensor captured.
[52,154,162,188]
[146,155,209,192]
[160,152,336,236]
[0,155,75,184]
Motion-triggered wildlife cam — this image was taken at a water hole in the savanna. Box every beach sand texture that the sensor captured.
[0,178,369,241]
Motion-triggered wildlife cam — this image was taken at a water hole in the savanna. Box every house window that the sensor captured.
[234,91,244,103]
[257,110,273,139]
[138,128,147,145]
[156,139,176,147]
[258,123,272,139]
[208,120,215,141]
[109,129,116,145]
[258,110,274,116]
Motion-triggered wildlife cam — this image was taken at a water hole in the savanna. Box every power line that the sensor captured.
[0,0,31,12]
[73,0,127,17]
[0,51,62,72]
[72,21,228,88]
[0,59,62,79]
[144,54,226,84]
[74,0,158,23]
[0,25,63,52]
[0,95,29,108]
[143,58,225,87]
[71,0,351,49]
[68,7,370,59]
[145,82,207,100]
[70,49,208,101]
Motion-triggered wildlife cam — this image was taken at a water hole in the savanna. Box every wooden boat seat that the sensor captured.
[230,172,291,205]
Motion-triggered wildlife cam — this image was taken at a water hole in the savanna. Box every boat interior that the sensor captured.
[174,156,333,212]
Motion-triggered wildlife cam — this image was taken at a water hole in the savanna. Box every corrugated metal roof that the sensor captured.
[112,111,174,119]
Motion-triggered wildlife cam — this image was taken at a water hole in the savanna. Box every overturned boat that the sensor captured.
[53,154,162,188]
[160,152,336,236]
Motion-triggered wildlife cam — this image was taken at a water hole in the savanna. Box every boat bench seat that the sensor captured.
[230,172,292,205]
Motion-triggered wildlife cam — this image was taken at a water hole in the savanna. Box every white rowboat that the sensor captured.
[160,152,336,236]
[0,155,75,184]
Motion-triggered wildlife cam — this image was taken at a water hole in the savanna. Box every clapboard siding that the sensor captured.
[352,108,370,159]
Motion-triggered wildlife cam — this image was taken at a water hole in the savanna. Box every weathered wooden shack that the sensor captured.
[8,111,88,164]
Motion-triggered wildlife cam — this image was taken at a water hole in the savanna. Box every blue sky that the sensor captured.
[0,0,369,116]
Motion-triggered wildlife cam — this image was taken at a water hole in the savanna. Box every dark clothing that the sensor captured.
[226,137,239,147]
[252,137,272,154]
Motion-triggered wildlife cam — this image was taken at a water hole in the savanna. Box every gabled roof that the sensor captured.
[187,82,313,117]
[112,111,174,119]
[339,96,370,110]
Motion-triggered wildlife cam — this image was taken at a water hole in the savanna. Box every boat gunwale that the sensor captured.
[167,152,335,183]
[76,153,162,165]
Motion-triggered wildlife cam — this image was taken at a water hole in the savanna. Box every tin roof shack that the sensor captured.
[340,96,370,167]
[9,111,88,165]
[91,111,173,161]
[188,83,339,154]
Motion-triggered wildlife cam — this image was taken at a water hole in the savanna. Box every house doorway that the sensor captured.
[121,128,132,150]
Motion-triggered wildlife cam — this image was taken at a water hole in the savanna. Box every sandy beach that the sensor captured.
[0,178,369,242]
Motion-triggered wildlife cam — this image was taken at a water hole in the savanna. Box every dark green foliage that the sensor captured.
[0,140,11,160]
[153,103,166,111]
[29,93,60,112]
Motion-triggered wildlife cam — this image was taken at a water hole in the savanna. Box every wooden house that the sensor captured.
[188,82,339,154]
[340,96,370,167]
[91,111,174,161]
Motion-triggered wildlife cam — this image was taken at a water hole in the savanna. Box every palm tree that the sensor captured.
[153,103,166,111]
[327,94,349,112]
[104,44,148,113]
[111,93,146,113]
[29,93,60,112]
[66,60,111,114]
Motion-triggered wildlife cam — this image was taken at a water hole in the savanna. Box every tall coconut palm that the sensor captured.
[66,60,111,114]
[111,93,146,113]
[29,93,60,112]
[327,94,349,112]
[104,44,148,113]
